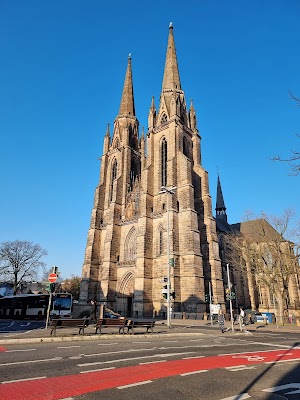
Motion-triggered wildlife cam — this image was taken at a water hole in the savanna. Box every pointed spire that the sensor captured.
[216,175,227,217]
[105,123,110,137]
[119,54,135,116]
[162,23,181,91]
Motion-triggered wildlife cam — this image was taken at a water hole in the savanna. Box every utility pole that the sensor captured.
[159,185,177,329]
[227,263,234,332]
[209,281,213,326]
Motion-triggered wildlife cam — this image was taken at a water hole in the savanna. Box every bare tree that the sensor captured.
[272,92,300,175]
[60,275,81,299]
[0,240,47,294]
[223,210,300,324]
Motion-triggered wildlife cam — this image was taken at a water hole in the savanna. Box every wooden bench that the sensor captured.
[50,318,89,336]
[95,318,128,335]
[127,320,155,334]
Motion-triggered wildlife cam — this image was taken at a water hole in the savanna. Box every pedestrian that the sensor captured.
[218,309,225,333]
[239,307,245,330]
[90,299,98,323]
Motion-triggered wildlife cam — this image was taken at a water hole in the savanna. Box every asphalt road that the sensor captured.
[0,330,300,399]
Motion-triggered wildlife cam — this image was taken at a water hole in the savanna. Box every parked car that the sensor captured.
[244,309,262,324]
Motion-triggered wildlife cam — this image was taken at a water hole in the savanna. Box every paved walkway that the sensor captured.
[0,318,299,345]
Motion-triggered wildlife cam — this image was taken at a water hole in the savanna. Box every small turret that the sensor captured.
[189,99,197,131]
[103,123,110,154]
[148,96,156,130]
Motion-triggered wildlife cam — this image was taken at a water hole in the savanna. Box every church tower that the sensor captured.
[79,25,224,317]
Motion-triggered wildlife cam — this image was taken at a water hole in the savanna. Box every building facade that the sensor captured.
[79,25,224,317]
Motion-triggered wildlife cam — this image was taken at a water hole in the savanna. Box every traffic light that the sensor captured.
[162,285,168,299]
[50,283,56,293]
[231,291,236,300]
[205,294,209,303]
[225,288,230,300]
[169,258,175,267]
[171,291,176,300]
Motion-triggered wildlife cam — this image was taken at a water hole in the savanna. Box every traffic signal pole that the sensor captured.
[226,263,234,332]
[209,282,213,326]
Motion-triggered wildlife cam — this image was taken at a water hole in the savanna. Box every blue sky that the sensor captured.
[0,1,299,279]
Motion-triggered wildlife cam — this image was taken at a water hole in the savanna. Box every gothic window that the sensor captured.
[125,228,137,262]
[161,137,167,187]
[110,159,118,201]
[183,136,189,158]
[161,113,168,124]
[157,224,163,256]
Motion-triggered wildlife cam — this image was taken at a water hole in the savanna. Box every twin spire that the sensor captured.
[118,53,135,116]
[118,23,181,117]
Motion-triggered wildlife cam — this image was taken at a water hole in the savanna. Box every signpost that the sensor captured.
[46,272,58,329]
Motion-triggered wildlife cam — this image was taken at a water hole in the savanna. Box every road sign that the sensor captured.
[48,273,57,283]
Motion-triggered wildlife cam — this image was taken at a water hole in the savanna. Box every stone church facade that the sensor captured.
[79,25,224,317]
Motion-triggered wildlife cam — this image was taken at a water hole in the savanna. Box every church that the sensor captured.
[79,24,225,317]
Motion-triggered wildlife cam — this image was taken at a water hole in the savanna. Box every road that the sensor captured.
[0,328,299,399]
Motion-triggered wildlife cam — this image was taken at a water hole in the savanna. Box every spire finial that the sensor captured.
[169,22,173,29]
[128,53,131,59]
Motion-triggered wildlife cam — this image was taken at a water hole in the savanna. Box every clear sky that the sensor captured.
[0,1,299,279]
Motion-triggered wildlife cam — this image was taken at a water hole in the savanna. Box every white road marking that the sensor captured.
[220,394,250,400]
[163,340,178,343]
[189,339,204,342]
[117,380,152,389]
[251,341,300,349]
[6,348,36,352]
[2,376,46,384]
[265,357,300,364]
[139,360,167,365]
[182,355,205,360]
[98,342,118,346]
[220,347,294,356]
[132,342,151,344]
[80,367,116,374]
[58,345,81,349]
[69,356,82,359]
[77,352,196,367]
[180,370,208,376]
[82,347,157,357]
[0,357,62,366]
[225,366,257,372]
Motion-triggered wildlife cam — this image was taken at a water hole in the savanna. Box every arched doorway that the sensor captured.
[117,270,135,317]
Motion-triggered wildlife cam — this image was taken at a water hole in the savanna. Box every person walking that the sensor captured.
[239,307,245,331]
[218,309,225,333]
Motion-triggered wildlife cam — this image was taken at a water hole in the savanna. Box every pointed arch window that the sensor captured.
[161,113,168,124]
[161,138,167,187]
[183,136,189,158]
[125,228,137,262]
[110,159,118,202]
[157,224,164,256]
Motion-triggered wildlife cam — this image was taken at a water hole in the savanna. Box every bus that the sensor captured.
[0,293,72,320]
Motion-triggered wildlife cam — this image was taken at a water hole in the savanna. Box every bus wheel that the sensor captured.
[37,311,43,320]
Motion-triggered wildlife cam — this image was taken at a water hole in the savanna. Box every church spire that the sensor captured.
[162,22,181,91]
[119,54,135,116]
[216,175,227,222]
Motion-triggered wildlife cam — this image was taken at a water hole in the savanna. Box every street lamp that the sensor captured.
[159,185,177,329]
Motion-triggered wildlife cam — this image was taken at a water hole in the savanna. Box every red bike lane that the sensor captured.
[1,348,300,400]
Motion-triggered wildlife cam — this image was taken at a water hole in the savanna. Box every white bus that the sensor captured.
[0,293,72,319]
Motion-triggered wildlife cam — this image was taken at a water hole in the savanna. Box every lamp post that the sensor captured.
[226,263,234,333]
[159,185,177,329]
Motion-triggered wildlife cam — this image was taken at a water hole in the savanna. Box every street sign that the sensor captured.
[48,273,57,283]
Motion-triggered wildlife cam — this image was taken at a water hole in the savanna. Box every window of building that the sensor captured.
[161,138,167,187]
[161,113,168,124]
[110,159,118,201]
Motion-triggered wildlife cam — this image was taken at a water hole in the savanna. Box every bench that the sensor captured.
[95,318,128,335]
[127,320,155,334]
[50,318,89,336]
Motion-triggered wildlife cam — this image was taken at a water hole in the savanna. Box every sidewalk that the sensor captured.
[0,318,299,345]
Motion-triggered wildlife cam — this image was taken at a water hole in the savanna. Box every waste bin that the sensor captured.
[261,312,274,324]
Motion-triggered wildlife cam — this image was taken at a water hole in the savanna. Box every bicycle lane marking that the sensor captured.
[0,346,7,352]
[1,348,300,400]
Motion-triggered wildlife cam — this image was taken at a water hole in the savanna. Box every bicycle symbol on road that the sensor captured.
[232,355,266,362]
